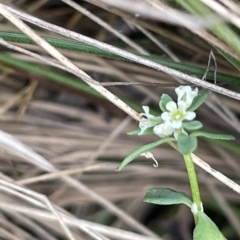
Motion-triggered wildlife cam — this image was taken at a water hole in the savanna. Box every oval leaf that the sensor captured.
[144,188,192,208]
[177,134,198,154]
[194,212,226,240]
[183,121,203,131]
[187,89,208,111]
[116,137,175,171]
[191,131,235,140]
[159,94,173,112]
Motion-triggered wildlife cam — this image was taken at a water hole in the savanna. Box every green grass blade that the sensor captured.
[1,31,240,86]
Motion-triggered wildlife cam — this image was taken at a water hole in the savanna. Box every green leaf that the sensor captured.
[127,128,154,135]
[191,131,235,140]
[217,48,240,71]
[187,89,208,111]
[183,121,203,131]
[144,188,192,208]
[159,94,173,112]
[177,134,198,154]
[194,212,226,240]
[116,137,175,171]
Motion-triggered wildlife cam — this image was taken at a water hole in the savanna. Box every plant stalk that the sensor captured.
[183,154,202,213]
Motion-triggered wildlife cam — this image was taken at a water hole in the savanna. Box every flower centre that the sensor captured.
[171,110,185,120]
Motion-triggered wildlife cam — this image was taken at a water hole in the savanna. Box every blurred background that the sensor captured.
[0,0,240,239]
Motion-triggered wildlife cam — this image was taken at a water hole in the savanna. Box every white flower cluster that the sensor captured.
[139,86,198,140]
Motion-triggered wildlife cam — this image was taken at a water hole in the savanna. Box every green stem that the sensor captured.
[183,154,202,212]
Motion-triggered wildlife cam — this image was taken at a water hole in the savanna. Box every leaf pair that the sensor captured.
[144,188,226,240]
[177,132,235,155]
[121,130,235,168]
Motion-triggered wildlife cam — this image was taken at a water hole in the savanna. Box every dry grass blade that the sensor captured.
[0,3,140,121]
[0,203,159,240]
[0,179,75,240]
[61,0,148,54]
[199,0,240,28]
[0,1,239,240]
[4,3,240,101]
[96,0,220,28]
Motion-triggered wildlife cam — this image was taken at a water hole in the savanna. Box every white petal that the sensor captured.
[178,101,187,111]
[171,120,182,129]
[176,86,198,108]
[176,86,191,101]
[153,122,174,136]
[163,121,175,135]
[153,124,163,135]
[175,85,184,96]
[139,119,151,135]
[166,101,177,112]
[139,106,159,135]
[142,106,150,115]
[184,111,196,120]
[186,88,198,107]
[138,124,147,135]
[161,112,171,121]
[142,106,156,120]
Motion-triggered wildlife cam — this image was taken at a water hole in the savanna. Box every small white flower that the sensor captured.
[139,86,198,140]
[161,101,196,129]
[153,121,174,137]
[175,86,198,108]
[140,151,158,167]
[139,106,162,135]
